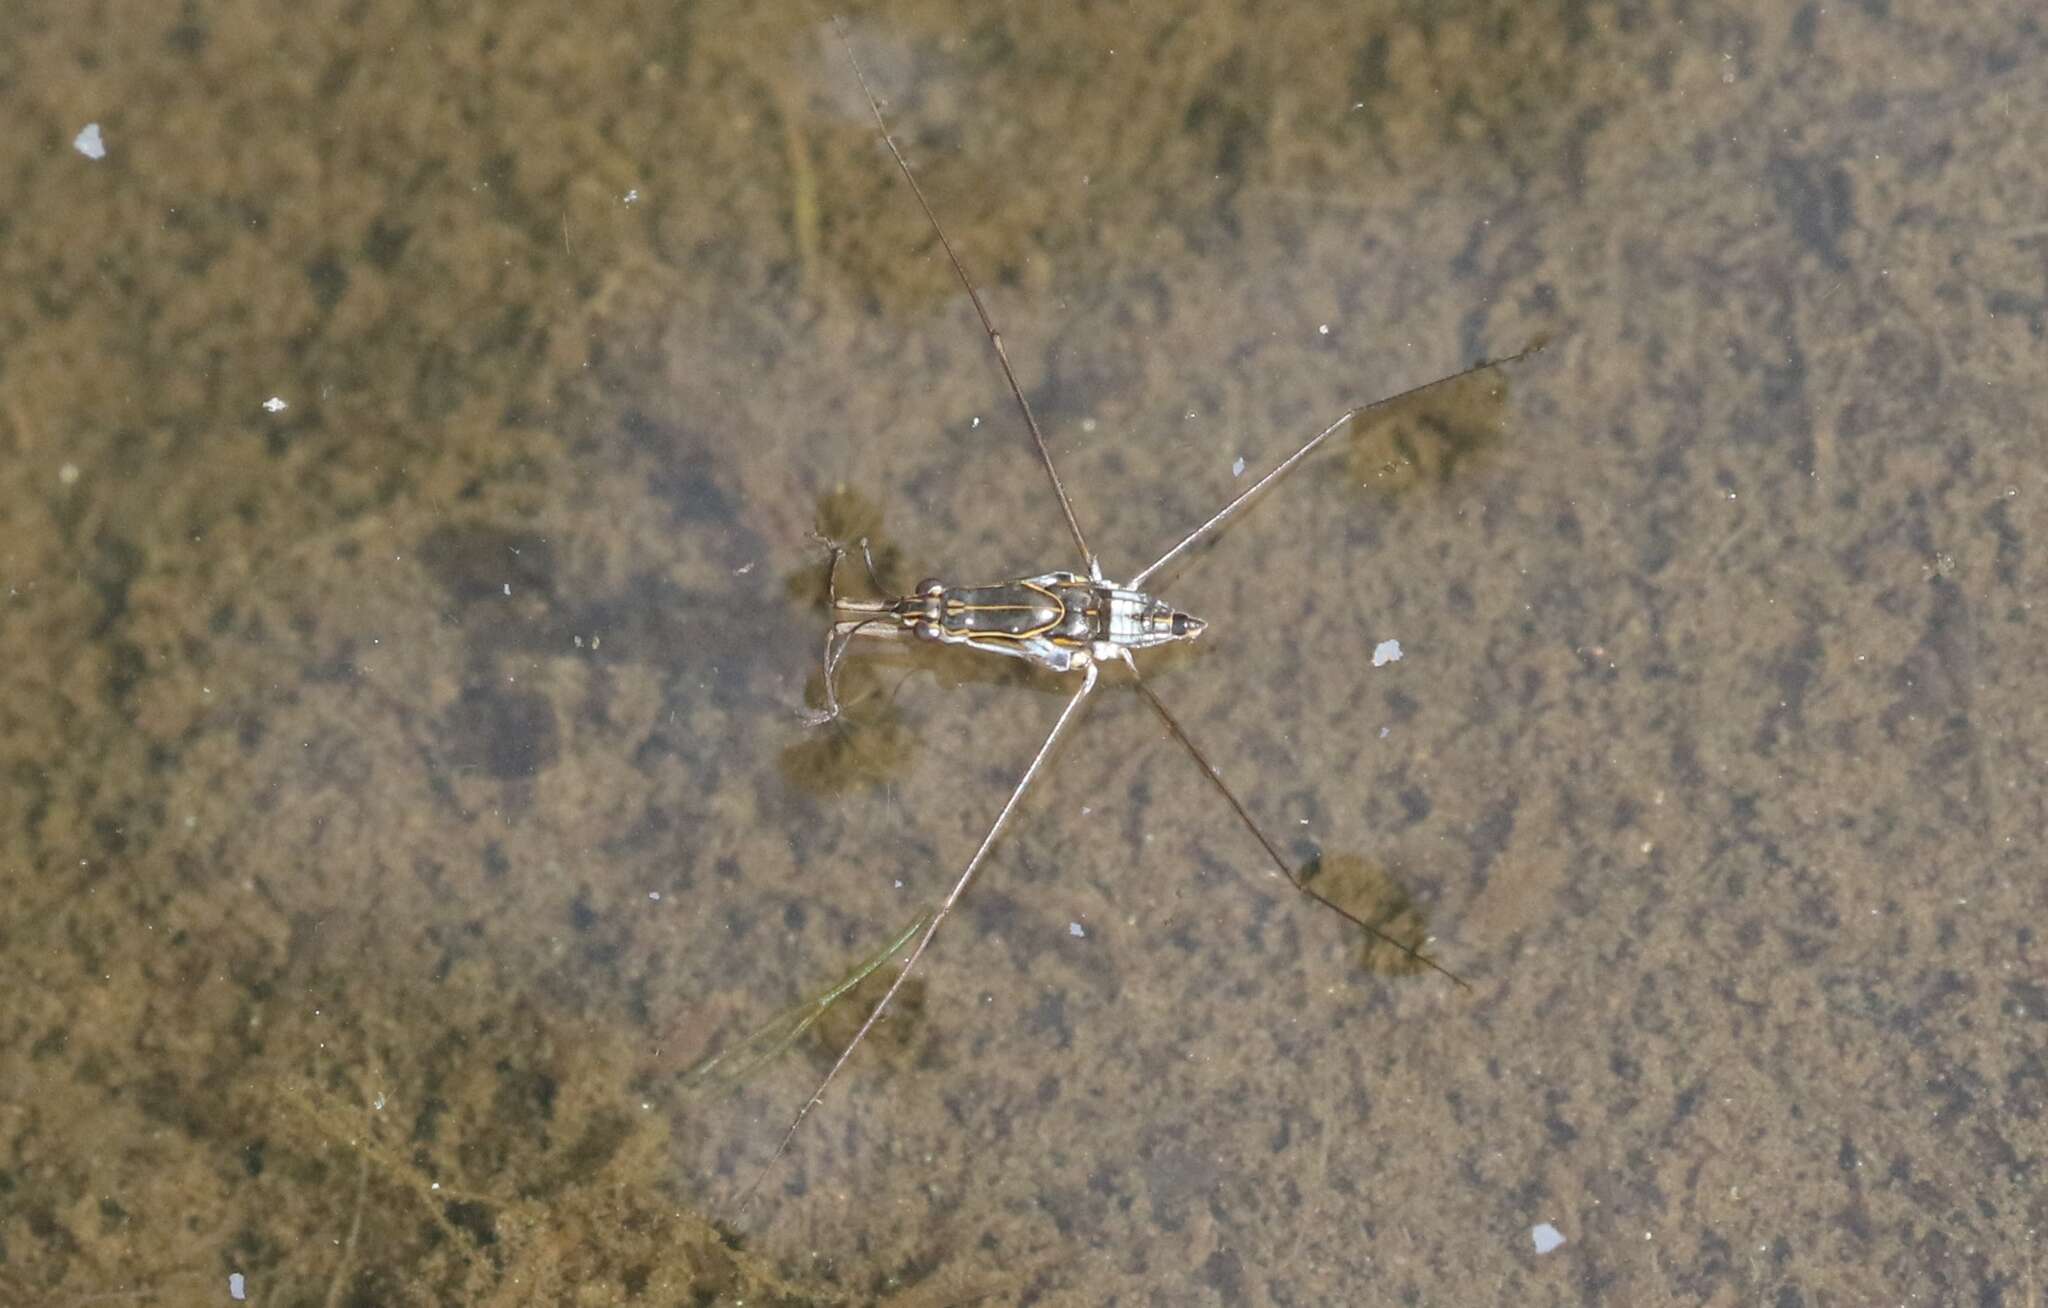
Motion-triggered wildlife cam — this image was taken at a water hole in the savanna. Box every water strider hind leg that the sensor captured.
[1117,650,1468,988]
[1129,342,1547,592]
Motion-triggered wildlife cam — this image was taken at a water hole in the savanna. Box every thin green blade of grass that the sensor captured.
[682,908,934,1091]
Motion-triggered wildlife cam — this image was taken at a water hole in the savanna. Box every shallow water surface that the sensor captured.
[3,2,2041,1304]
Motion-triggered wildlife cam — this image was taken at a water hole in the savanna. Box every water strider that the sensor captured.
[690,15,1541,1204]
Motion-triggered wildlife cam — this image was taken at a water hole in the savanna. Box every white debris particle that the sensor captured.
[1318,323,1330,335]
[58,463,81,486]
[1371,638,1403,667]
[1231,455,1246,478]
[262,396,288,413]
[1068,922,1086,938]
[1378,726,1391,739]
[971,416,981,429]
[228,1272,247,1301]
[502,582,511,596]
[74,123,106,159]
[623,188,639,203]
[1531,1222,1566,1254]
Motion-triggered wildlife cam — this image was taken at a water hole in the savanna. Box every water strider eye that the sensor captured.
[1171,613,1190,636]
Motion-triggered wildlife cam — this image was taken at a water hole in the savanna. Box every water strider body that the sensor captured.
[692,16,1542,1206]
[892,572,1206,668]
[800,559,1206,726]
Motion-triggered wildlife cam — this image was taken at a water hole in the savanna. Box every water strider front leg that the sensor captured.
[798,532,907,727]
[856,537,891,593]
[798,613,917,728]
[797,618,856,728]
[796,533,854,726]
